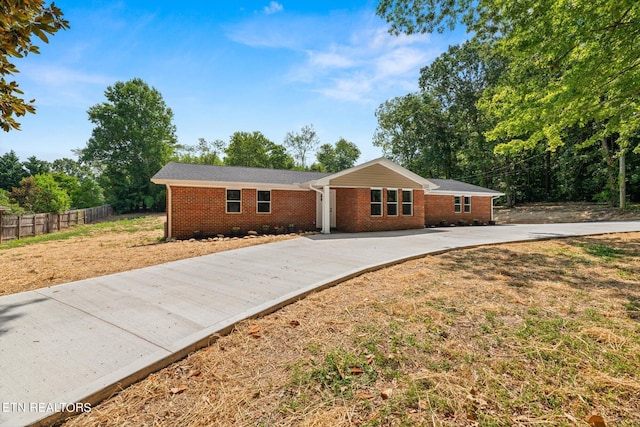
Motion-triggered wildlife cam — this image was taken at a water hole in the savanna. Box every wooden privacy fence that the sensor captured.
[0,205,113,244]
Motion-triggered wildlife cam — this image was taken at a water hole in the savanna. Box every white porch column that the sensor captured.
[491,196,497,221]
[322,185,331,234]
[166,185,172,239]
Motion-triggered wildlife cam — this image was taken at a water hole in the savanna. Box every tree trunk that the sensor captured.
[619,151,626,209]
[600,137,617,207]
[545,150,551,200]
[505,156,515,207]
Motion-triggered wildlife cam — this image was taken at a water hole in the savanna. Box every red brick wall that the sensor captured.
[335,188,424,233]
[170,186,317,238]
[424,194,493,225]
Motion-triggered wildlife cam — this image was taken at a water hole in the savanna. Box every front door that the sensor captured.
[316,189,336,228]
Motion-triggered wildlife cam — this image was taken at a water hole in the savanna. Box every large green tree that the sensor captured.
[50,157,93,180]
[175,138,225,165]
[377,0,640,149]
[374,92,457,178]
[50,157,105,208]
[0,150,27,190]
[316,138,361,172]
[377,0,640,206]
[224,131,294,169]
[11,173,70,213]
[0,1,69,131]
[419,40,506,187]
[79,78,177,212]
[284,124,320,168]
[22,155,50,176]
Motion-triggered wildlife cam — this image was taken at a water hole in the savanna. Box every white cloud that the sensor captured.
[308,49,356,69]
[20,65,113,107]
[290,19,438,103]
[225,15,318,49]
[374,47,432,78]
[264,1,283,15]
[27,66,112,87]
[316,74,375,103]
[228,10,458,104]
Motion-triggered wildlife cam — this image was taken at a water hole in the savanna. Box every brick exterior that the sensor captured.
[167,185,428,238]
[335,188,424,233]
[169,186,317,239]
[424,194,493,225]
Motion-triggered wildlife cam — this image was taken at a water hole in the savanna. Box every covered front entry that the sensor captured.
[316,189,336,232]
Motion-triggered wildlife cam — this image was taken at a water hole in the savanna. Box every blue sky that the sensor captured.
[0,1,466,164]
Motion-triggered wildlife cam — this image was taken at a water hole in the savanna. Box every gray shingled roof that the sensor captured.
[427,178,503,195]
[152,162,332,185]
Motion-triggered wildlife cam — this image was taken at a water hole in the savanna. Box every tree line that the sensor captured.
[0,153,104,214]
[374,0,639,207]
[1,78,360,215]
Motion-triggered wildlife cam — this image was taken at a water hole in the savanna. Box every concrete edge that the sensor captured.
[35,228,638,427]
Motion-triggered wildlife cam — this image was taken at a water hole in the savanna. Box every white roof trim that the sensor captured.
[425,189,506,197]
[151,178,311,191]
[310,157,439,190]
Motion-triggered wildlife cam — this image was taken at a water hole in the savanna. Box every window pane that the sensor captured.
[402,203,412,216]
[454,196,462,213]
[257,190,270,202]
[227,201,241,213]
[387,189,398,202]
[257,202,270,213]
[227,190,241,201]
[387,204,398,216]
[371,189,382,202]
[402,190,412,203]
[371,203,382,216]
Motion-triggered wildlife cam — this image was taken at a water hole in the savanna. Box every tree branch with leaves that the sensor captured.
[1,1,69,131]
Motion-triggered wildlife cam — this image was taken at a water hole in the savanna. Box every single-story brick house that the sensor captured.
[151,157,503,239]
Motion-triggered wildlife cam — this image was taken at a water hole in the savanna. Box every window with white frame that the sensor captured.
[402,190,413,216]
[464,196,471,213]
[226,189,241,213]
[454,196,462,213]
[257,190,271,213]
[387,189,398,216]
[370,189,382,216]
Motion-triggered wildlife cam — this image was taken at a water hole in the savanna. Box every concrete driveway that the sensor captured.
[1,221,639,426]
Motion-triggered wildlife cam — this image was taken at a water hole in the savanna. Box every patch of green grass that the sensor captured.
[583,307,603,322]
[624,298,640,319]
[0,216,162,250]
[305,349,378,398]
[576,243,625,260]
[0,224,94,249]
[617,268,636,279]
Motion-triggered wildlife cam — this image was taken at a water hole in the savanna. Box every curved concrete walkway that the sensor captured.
[1,221,639,426]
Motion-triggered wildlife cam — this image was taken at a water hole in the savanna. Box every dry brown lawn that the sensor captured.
[57,231,640,427]
[1,208,639,426]
[493,202,640,224]
[0,214,299,296]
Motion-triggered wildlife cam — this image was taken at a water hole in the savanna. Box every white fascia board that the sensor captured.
[150,179,311,191]
[311,157,433,188]
[425,190,506,197]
